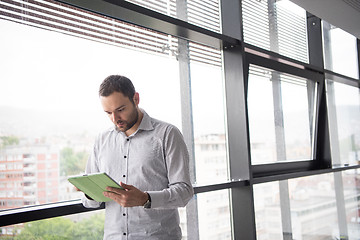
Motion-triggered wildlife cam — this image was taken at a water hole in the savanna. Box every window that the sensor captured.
[289,174,340,239]
[253,182,283,239]
[322,21,359,79]
[0,15,184,210]
[247,65,316,164]
[242,0,308,63]
[1,0,360,239]
[326,79,360,166]
[1,210,105,238]
[0,0,229,238]
[191,61,228,185]
[196,190,232,239]
[125,0,221,33]
[254,172,359,240]
[342,169,360,240]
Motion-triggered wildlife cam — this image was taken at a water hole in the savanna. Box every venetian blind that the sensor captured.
[0,0,221,66]
[242,0,309,64]
[126,0,221,33]
[249,64,308,87]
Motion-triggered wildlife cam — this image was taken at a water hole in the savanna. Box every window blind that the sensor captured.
[126,0,221,33]
[249,64,308,87]
[0,0,221,67]
[242,0,309,64]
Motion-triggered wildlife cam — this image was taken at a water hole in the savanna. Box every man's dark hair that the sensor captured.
[99,75,136,101]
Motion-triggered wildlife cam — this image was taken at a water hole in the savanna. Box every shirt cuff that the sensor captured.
[146,191,164,209]
[82,194,101,208]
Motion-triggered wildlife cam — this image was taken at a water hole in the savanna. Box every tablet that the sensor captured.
[68,172,124,202]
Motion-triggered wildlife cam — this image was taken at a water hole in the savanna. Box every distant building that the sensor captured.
[0,139,60,209]
[194,134,232,240]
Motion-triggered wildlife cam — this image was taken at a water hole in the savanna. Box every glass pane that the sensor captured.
[326,80,360,166]
[0,210,105,238]
[191,62,228,185]
[342,169,360,239]
[289,173,340,239]
[242,0,309,63]
[0,17,182,210]
[196,190,232,240]
[125,0,221,33]
[247,65,315,164]
[323,22,359,79]
[253,181,283,240]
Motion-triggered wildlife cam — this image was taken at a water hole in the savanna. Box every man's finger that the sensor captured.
[103,191,128,207]
[106,186,125,193]
[119,181,133,190]
[103,191,117,200]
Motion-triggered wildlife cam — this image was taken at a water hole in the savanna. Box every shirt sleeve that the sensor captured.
[81,139,102,209]
[147,126,194,209]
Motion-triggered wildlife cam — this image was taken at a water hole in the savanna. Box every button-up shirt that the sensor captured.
[82,109,194,240]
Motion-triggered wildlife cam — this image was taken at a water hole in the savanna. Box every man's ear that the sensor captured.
[133,92,140,105]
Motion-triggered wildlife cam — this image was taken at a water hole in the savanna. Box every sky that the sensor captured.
[0,19,226,138]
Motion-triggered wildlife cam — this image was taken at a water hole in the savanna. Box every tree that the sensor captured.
[13,212,104,240]
[60,147,88,176]
[14,217,74,240]
[0,135,19,149]
[72,212,105,240]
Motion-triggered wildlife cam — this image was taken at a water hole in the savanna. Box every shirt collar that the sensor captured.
[137,109,154,132]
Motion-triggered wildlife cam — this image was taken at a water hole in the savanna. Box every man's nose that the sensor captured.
[110,112,117,122]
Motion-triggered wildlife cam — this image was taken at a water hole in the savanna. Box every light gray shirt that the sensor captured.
[82,109,194,240]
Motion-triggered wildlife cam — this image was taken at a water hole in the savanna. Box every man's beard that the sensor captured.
[115,108,138,132]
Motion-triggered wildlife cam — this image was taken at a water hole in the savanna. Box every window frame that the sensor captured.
[244,44,326,177]
[0,1,360,240]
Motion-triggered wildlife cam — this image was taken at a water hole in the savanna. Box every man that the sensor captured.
[82,75,194,240]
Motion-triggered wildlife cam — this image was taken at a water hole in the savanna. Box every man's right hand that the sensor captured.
[103,182,148,207]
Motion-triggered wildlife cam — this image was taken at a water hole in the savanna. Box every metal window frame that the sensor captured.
[358,39,360,73]
[55,0,239,49]
[0,1,360,240]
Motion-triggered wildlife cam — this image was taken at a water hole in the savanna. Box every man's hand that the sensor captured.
[103,182,148,207]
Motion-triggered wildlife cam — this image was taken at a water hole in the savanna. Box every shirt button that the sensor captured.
[123,213,126,216]
[123,175,126,177]
[124,156,127,158]
[127,139,130,141]
[123,233,126,235]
